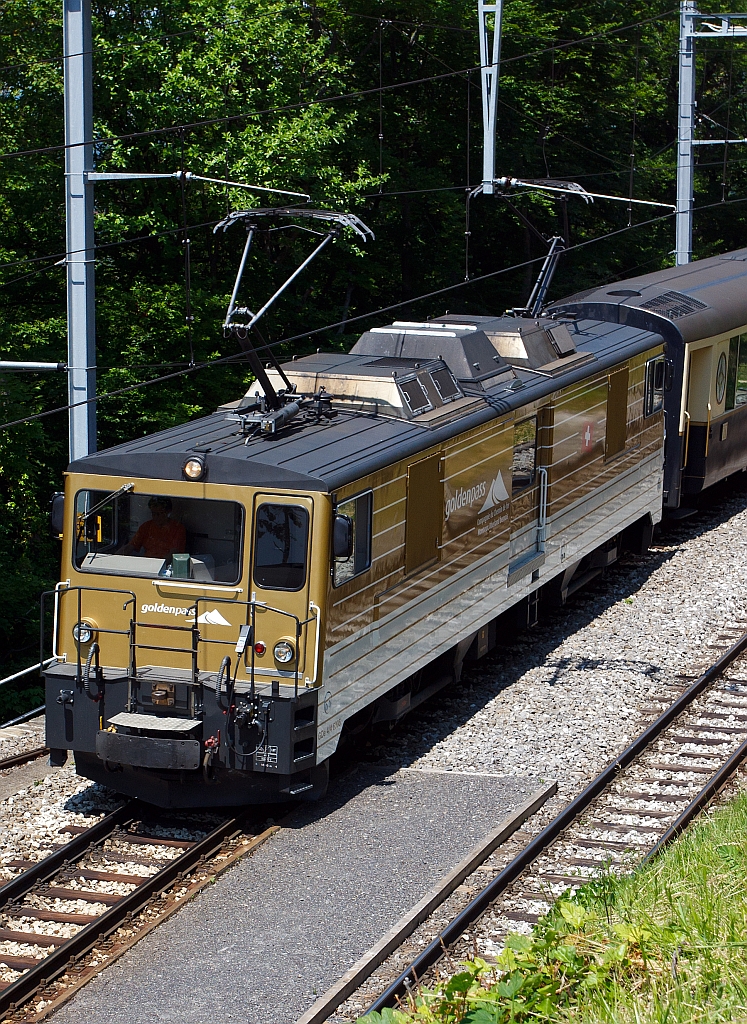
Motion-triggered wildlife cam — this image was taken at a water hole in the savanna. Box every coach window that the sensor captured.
[735,334,747,408]
[725,337,739,410]
[512,418,537,494]
[253,504,309,591]
[644,355,665,417]
[333,491,373,587]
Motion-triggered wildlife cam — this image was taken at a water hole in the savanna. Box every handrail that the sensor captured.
[0,659,56,689]
[41,584,137,679]
[52,580,69,661]
[305,602,321,687]
[536,467,548,551]
[682,409,691,470]
[151,580,244,593]
[42,586,318,702]
[194,595,316,698]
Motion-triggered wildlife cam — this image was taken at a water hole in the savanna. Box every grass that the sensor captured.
[359,789,747,1024]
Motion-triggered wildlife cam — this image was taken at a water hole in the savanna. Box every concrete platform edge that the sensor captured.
[294,779,557,1024]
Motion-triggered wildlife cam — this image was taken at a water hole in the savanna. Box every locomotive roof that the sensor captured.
[69,315,664,493]
[550,246,747,343]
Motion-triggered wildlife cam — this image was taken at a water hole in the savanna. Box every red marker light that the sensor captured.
[254,641,267,656]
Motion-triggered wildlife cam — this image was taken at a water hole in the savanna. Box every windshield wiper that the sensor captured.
[80,482,135,521]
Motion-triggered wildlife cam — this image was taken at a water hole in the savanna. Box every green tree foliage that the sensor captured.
[1,0,747,700]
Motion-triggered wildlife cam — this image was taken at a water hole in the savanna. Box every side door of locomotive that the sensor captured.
[508,416,542,575]
[248,494,316,685]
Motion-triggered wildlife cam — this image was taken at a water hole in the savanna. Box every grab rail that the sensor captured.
[305,602,321,687]
[536,467,548,552]
[150,580,244,594]
[40,585,136,683]
[682,410,691,470]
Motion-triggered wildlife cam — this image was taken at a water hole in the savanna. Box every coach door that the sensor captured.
[508,417,544,581]
[249,494,315,682]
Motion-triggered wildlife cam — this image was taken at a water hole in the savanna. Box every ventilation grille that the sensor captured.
[638,289,708,319]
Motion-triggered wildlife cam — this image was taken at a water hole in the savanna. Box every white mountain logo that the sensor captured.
[196,609,232,626]
[479,471,510,512]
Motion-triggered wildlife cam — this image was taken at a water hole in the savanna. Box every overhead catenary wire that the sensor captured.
[0,11,686,289]
[3,0,663,78]
[8,187,744,413]
[0,26,207,75]
[0,152,683,282]
[0,9,679,165]
[383,15,651,176]
[0,217,223,278]
[0,197,704,434]
[0,163,678,287]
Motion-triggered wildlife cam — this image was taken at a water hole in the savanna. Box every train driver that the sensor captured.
[117,497,187,560]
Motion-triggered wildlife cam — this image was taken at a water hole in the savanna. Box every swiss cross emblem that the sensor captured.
[582,422,594,451]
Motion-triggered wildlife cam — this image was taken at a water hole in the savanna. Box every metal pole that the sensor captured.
[64,0,96,460]
[479,0,504,194]
[676,1,697,265]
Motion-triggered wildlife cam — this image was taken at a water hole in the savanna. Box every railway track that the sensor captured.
[0,748,49,773]
[0,715,48,774]
[298,622,747,1024]
[0,801,275,1020]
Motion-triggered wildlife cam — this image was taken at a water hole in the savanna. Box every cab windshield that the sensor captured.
[74,489,243,584]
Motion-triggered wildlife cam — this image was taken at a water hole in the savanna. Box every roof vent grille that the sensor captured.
[638,289,708,319]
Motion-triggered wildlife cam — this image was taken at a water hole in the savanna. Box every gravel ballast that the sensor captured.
[0,716,46,762]
[366,483,747,800]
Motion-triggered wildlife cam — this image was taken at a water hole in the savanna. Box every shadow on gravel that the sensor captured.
[330,471,747,778]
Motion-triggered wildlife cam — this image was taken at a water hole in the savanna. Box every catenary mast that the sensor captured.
[63,0,96,460]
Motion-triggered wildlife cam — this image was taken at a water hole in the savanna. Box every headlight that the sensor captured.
[273,640,295,664]
[72,620,95,645]
[182,455,206,480]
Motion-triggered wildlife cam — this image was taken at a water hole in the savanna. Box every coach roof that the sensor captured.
[550,246,747,344]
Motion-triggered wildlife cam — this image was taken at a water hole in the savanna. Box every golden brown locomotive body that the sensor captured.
[45,312,665,806]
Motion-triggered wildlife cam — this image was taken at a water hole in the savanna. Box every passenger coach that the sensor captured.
[550,247,747,510]
[45,311,666,806]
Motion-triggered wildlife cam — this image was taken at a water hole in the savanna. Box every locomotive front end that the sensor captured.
[44,470,329,807]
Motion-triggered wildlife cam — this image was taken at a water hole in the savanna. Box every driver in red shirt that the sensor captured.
[118,497,186,560]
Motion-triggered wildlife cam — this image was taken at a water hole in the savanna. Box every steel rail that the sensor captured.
[644,733,747,861]
[366,626,747,1014]
[0,802,133,907]
[0,807,247,1014]
[0,745,49,771]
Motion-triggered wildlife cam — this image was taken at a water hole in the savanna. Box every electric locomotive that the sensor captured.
[45,304,667,806]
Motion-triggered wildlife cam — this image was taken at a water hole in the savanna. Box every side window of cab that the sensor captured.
[333,491,373,587]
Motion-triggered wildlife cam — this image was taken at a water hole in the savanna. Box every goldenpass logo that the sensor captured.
[444,481,487,521]
[141,602,192,617]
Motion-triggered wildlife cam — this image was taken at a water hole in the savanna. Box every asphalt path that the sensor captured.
[49,766,541,1024]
